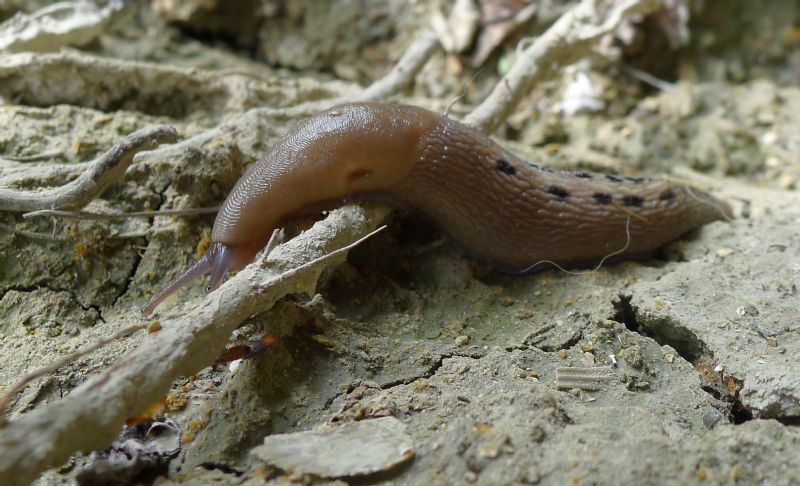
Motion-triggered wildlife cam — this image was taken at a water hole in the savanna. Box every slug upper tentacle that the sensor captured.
[142,102,731,315]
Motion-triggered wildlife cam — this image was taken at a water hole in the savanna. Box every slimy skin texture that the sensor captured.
[143,102,731,314]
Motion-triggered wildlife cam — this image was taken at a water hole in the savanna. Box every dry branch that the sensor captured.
[0,126,177,212]
[356,29,440,101]
[0,206,390,486]
[464,0,662,133]
[22,207,220,221]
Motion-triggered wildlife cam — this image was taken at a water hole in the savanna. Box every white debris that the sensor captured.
[251,417,415,478]
[554,70,605,115]
[0,1,124,53]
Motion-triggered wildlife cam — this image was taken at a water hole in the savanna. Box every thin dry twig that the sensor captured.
[464,0,661,133]
[22,207,220,220]
[0,126,177,212]
[356,29,440,101]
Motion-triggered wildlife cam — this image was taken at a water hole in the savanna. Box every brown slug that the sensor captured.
[142,102,730,315]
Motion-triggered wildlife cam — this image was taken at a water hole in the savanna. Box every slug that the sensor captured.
[142,102,730,315]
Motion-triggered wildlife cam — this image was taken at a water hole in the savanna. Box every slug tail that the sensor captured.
[141,243,223,316]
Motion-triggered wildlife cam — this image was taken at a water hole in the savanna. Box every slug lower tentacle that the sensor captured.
[143,102,731,315]
[142,242,230,315]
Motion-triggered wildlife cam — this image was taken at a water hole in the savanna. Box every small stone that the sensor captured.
[766,336,778,347]
[515,308,534,319]
[478,443,499,459]
[600,319,616,329]
[702,409,722,429]
[147,320,161,333]
[715,248,733,258]
[455,335,470,346]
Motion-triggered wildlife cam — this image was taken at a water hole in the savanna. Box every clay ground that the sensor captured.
[0,1,799,485]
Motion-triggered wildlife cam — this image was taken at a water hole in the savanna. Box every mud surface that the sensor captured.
[1,1,799,485]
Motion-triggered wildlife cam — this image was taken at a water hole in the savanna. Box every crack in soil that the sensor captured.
[3,283,104,324]
[612,294,712,364]
[611,293,756,424]
[378,351,468,390]
[198,462,244,476]
[323,349,487,411]
[109,174,174,310]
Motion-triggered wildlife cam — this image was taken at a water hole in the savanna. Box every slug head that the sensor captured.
[142,242,234,316]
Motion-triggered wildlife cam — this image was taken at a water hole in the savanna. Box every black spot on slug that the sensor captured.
[606,175,623,183]
[496,159,516,176]
[548,186,569,198]
[593,193,613,204]
[659,189,675,201]
[621,195,645,207]
[574,172,592,179]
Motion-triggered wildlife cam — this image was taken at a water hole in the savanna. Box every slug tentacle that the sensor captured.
[142,243,226,316]
[207,243,234,291]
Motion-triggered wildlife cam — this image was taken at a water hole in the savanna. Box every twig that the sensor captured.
[0,221,64,241]
[3,150,65,162]
[0,126,177,212]
[22,207,220,220]
[0,221,153,241]
[356,29,440,101]
[0,224,387,430]
[0,205,389,486]
[464,0,662,133]
[622,64,675,91]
